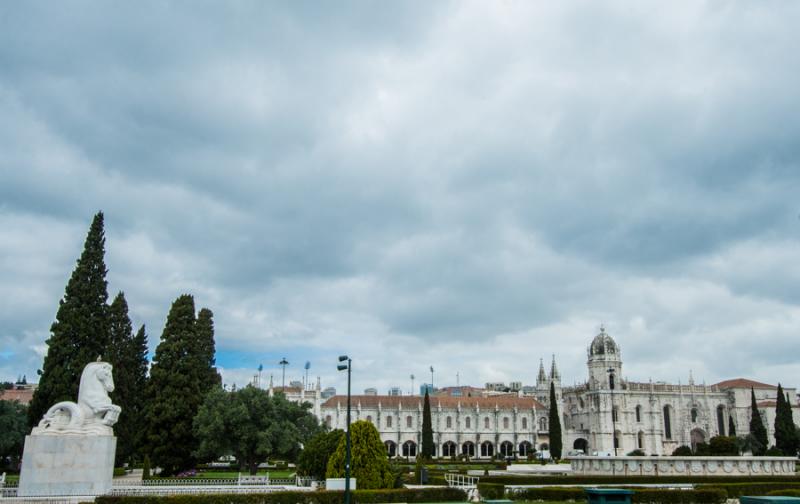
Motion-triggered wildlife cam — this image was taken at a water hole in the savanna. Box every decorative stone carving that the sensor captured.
[33,360,121,436]
[570,456,797,477]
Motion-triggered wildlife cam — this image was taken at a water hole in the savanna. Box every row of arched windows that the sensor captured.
[385,440,535,458]
[330,414,535,430]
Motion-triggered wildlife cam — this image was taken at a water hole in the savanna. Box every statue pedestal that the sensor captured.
[18,434,117,496]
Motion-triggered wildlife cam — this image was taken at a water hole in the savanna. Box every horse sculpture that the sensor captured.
[34,360,122,436]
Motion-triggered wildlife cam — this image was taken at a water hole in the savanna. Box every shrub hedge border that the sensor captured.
[480,474,800,485]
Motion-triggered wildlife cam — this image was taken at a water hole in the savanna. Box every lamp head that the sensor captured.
[338,355,349,362]
[337,364,348,371]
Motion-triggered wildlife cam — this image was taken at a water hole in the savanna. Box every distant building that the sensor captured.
[0,382,37,405]
[388,387,402,396]
[364,388,378,396]
[435,386,484,397]
[321,387,336,399]
[419,383,435,395]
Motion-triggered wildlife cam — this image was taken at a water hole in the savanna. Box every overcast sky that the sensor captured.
[2,1,800,394]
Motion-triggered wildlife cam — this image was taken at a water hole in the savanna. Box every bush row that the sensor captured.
[480,474,800,485]
[497,486,727,503]
[96,488,466,504]
[697,482,800,498]
[768,490,800,497]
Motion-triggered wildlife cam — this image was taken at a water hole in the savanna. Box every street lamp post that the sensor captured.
[279,357,289,389]
[430,366,434,392]
[338,356,352,504]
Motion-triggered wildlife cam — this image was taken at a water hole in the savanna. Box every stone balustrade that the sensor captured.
[569,456,796,477]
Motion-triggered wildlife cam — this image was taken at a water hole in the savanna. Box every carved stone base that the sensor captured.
[18,434,117,496]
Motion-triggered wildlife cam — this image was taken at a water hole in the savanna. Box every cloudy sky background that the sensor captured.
[2,1,800,394]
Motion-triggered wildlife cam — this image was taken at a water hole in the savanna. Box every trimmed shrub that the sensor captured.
[767,490,800,498]
[96,488,467,504]
[477,483,506,500]
[508,487,584,501]
[632,489,727,504]
[672,445,693,456]
[696,482,800,498]
[480,474,800,486]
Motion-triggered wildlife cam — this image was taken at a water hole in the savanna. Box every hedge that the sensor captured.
[95,488,466,504]
[481,474,800,485]
[696,482,800,498]
[504,487,726,503]
[767,490,800,497]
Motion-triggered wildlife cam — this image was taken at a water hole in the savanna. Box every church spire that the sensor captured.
[537,358,547,384]
[550,354,561,381]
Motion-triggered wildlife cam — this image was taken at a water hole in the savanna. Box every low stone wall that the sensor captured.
[569,456,796,477]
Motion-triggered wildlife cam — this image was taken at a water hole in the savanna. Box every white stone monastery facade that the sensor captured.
[297,328,799,458]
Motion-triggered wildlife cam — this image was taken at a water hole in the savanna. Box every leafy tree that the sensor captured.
[708,436,739,455]
[728,415,736,437]
[737,433,765,456]
[749,387,768,455]
[672,445,693,456]
[106,293,149,466]
[0,400,27,468]
[146,294,215,475]
[626,449,645,456]
[29,212,109,426]
[327,420,394,489]
[421,390,434,460]
[297,429,345,480]
[194,385,322,474]
[548,381,562,459]
[774,384,798,456]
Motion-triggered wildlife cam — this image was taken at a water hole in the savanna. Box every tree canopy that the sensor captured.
[774,384,798,456]
[327,420,394,489]
[297,429,345,480]
[194,386,322,474]
[749,387,768,455]
[29,212,109,426]
[0,400,27,468]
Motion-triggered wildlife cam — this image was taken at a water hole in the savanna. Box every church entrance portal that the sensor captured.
[573,438,589,454]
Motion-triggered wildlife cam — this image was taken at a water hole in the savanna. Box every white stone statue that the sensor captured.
[33,359,121,436]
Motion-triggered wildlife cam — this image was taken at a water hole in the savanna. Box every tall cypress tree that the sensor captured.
[421,390,434,459]
[728,414,736,437]
[549,381,562,459]
[195,308,221,391]
[107,292,149,465]
[749,387,768,455]
[774,384,798,456]
[29,212,109,426]
[146,295,218,475]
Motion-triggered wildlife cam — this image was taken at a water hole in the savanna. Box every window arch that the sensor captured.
[612,406,619,422]
[385,440,397,457]
[465,417,471,429]
[635,405,642,423]
[406,415,413,428]
[443,441,457,457]
[402,440,417,457]
[691,407,698,423]
[717,405,726,435]
[522,417,528,429]
[462,441,475,457]
[609,373,615,390]
[481,441,494,457]
[500,441,514,457]
[503,417,509,429]
[446,416,452,429]
[663,405,672,439]
[637,431,644,449]
[484,417,490,429]
[386,416,392,428]
[518,441,532,456]
[539,417,547,431]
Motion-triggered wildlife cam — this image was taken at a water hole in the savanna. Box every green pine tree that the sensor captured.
[28,212,110,426]
[774,384,798,456]
[728,414,736,437]
[749,387,768,455]
[107,292,149,465]
[421,390,434,459]
[549,381,562,459]
[195,308,221,391]
[145,294,210,475]
[326,420,394,489]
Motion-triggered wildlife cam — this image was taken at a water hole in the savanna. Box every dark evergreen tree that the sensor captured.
[774,384,798,456]
[28,212,109,426]
[195,308,221,391]
[549,381,562,459]
[728,415,736,437]
[749,387,768,455]
[145,294,200,475]
[421,390,434,459]
[107,291,149,465]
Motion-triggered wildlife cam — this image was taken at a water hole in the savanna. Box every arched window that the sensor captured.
[462,441,475,457]
[366,415,373,424]
[637,431,644,449]
[484,417,490,429]
[612,406,619,422]
[386,416,392,428]
[635,405,642,423]
[402,440,417,457]
[500,441,514,457]
[481,441,494,457]
[385,440,396,457]
[503,417,509,429]
[691,408,698,423]
[539,417,547,431]
[663,405,672,439]
[325,415,332,427]
[465,417,471,429]
[406,415,413,428]
[609,373,615,390]
[446,416,452,429]
[522,417,528,429]
[717,405,726,435]
[443,441,457,457]
[519,441,532,456]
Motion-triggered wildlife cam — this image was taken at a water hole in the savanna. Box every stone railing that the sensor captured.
[570,456,796,477]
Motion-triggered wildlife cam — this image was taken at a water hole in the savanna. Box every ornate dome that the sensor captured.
[589,326,618,357]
